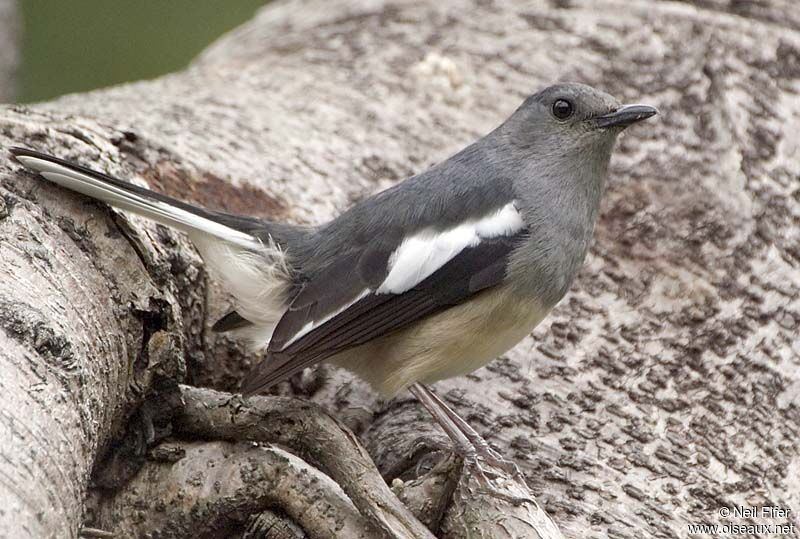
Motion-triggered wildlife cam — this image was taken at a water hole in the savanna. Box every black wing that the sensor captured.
[240,233,523,395]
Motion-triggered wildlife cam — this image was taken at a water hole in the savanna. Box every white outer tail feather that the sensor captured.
[17,153,290,349]
[15,155,260,250]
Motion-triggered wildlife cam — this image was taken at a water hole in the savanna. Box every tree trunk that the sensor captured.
[0,0,798,538]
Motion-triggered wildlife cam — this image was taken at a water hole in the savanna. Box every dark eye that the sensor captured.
[552,99,574,120]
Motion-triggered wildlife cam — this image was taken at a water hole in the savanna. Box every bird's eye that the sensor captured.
[552,99,574,120]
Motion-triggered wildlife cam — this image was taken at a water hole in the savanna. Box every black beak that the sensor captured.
[594,104,658,129]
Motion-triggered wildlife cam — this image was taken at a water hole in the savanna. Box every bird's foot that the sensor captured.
[408,383,534,503]
[460,450,537,507]
[470,444,527,484]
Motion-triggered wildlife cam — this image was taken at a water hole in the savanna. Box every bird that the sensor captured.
[11,82,657,481]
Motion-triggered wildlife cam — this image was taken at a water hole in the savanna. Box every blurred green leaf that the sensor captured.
[20,0,268,103]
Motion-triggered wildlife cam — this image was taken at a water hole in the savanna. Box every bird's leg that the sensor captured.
[408,383,474,453]
[416,384,522,476]
[408,384,528,492]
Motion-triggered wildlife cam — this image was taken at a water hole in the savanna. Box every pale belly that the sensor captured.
[330,286,550,397]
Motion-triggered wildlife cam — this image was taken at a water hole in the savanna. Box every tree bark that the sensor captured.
[0,0,798,538]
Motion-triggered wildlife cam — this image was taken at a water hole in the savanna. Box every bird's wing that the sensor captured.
[241,201,526,395]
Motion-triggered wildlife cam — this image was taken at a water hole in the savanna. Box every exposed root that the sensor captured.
[173,385,435,539]
[90,441,380,539]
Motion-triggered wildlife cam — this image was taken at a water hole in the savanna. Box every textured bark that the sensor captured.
[172,385,435,539]
[0,0,798,538]
[0,0,19,102]
[93,440,379,539]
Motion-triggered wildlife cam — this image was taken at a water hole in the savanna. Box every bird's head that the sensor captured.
[501,82,657,164]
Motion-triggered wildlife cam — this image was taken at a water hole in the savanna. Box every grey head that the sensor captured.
[498,82,656,164]
[497,83,658,304]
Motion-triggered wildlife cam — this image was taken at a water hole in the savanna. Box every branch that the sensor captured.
[173,385,435,539]
[90,441,380,539]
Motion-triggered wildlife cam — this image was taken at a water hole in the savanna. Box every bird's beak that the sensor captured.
[594,104,658,129]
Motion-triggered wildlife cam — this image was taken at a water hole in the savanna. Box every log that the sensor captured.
[0,1,797,537]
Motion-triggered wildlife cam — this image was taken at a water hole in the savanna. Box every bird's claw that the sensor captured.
[460,452,537,506]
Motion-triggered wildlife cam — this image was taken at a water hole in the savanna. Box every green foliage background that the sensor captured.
[20,1,267,103]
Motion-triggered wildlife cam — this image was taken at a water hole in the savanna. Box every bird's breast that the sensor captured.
[330,285,550,396]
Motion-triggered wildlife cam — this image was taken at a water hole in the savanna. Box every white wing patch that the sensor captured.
[277,201,522,349]
[377,201,523,294]
[282,288,372,348]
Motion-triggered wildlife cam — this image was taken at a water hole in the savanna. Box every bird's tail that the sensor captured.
[10,147,261,250]
[11,147,292,344]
